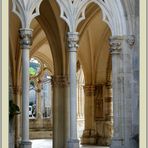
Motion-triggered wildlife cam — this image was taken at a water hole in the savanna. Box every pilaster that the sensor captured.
[109,35,135,148]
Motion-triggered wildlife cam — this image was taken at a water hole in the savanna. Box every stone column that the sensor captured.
[19,29,32,148]
[81,85,96,145]
[109,35,135,148]
[52,75,69,148]
[67,32,79,148]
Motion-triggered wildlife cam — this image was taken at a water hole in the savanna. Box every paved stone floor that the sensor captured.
[31,139,109,148]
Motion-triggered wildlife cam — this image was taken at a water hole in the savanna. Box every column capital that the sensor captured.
[109,36,124,54]
[19,28,33,49]
[126,35,135,48]
[83,85,96,96]
[67,32,79,51]
[52,75,69,87]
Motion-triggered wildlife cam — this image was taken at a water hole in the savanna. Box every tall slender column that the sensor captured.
[67,32,79,148]
[19,29,32,148]
[109,35,135,148]
[81,85,96,145]
[52,75,69,148]
[12,1,43,147]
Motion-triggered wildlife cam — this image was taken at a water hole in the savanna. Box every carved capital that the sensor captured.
[127,35,135,48]
[109,36,123,54]
[52,75,69,87]
[19,29,33,49]
[84,85,96,96]
[67,32,79,51]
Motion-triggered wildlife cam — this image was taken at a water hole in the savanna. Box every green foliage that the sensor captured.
[29,67,36,76]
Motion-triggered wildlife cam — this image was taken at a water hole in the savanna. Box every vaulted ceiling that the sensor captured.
[9,0,111,87]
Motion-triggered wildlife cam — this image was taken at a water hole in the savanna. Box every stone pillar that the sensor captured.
[52,75,69,148]
[67,32,79,148]
[81,85,96,145]
[19,29,32,148]
[12,1,43,147]
[109,35,135,148]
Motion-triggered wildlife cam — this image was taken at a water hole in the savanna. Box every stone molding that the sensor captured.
[19,29,33,49]
[52,75,69,87]
[109,36,123,54]
[67,32,79,52]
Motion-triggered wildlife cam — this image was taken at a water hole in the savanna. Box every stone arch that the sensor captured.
[56,0,127,35]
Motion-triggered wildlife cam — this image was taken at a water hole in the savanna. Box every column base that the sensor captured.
[67,139,79,148]
[81,129,97,145]
[20,141,32,148]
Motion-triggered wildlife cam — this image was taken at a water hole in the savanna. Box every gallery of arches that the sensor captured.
[9,0,139,148]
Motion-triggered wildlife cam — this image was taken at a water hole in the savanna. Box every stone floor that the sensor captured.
[31,139,109,148]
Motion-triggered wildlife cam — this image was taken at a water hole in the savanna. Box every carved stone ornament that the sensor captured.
[19,29,33,49]
[12,0,43,28]
[127,35,135,48]
[68,32,79,51]
[109,36,123,54]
